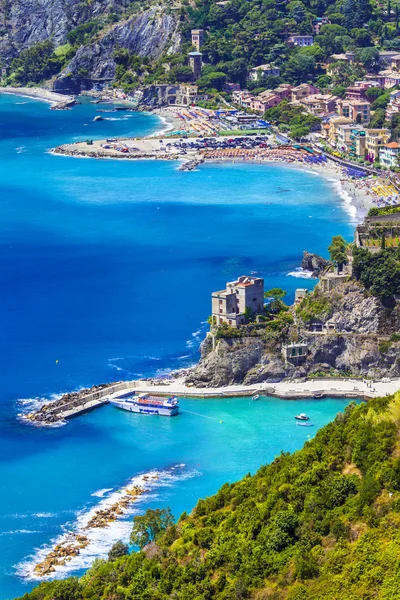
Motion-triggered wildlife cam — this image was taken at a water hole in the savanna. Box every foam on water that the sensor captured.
[287,267,316,279]
[16,465,199,581]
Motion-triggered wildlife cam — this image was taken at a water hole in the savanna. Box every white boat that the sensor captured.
[110,393,179,416]
[252,394,260,401]
[295,413,309,421]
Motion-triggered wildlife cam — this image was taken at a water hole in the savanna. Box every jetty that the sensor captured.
[22,376,400,426]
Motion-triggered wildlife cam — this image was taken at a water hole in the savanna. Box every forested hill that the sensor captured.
[20,393,400,600]
[0,0,395,93]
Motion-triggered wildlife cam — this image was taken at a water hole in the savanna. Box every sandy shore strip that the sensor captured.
[0,86,74,106]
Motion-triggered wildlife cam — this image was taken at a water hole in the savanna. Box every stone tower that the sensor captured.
[188,52,203,80]
[191,29,204,51]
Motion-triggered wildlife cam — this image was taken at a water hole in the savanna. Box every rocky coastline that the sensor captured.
[186,278,400,388]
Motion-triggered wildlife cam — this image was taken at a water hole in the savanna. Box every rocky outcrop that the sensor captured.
[300,251,331,278]
[186,281,400,387]
[53,8,181,93]
[0,0,122,62]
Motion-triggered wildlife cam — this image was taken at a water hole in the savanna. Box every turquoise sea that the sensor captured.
[0,95,356,598]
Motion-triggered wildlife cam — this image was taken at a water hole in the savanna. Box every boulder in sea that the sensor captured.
[301,251,331,278]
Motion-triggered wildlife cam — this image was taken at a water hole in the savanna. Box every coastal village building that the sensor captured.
[391,54,400,69]
[299,93,339,116]
[386,90,400,121]
[365,129,391,161]
[281,341,308,363]
[287,35,314,46]
[177,85,208,105]
[291,83,319,103]
[336,99,371,123]
[337,124,365,153]
[328,116,353,146]
[379,142,400,168]
[248,64,280,81]
[313,16,330,34]
[211,276,264,327]
[380,69,400,88]
[379,50,400,66]
[191,29,204,51]
[188,52,202,80]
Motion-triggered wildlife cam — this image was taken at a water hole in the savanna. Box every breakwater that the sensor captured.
[23,381,133,425]
[22,376,399,427]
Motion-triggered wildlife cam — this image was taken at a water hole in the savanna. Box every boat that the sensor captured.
[110,393,179,416]
[252,394,260,401]
[295,413,309,421]
[313,392,324,399]
[296,422,314,427]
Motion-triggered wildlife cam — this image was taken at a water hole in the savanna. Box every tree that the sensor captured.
[130,507,174,549]
[328,235,348,269]
[108,540,129,561]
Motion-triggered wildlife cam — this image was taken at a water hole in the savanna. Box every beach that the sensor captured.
[0,86,74,107]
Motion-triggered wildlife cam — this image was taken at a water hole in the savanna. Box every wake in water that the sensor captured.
[16,465,199,581]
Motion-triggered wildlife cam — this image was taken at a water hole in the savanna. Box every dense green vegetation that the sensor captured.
[353,246,400,305]
[368,205,400,217]
[19,393,400,599]
[8,41,74,86]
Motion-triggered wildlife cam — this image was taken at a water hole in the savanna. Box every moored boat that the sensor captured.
[295,413,309,421]
[110,393,179,416]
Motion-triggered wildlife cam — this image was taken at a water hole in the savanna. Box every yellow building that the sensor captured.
[365,129,391,161]
[328,116,353,146]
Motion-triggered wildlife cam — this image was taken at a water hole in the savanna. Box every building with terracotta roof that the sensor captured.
[299,93,339,116]
[291,83,320,103]
[211,276,265,327]
[379,142,400,168]
[386,90,400,121]
[336,98,370,123]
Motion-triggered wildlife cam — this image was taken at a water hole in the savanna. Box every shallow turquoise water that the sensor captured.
[0,95,356,598]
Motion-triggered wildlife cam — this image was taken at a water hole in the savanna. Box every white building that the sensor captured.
[288,35,314,47]
[379,142,400,168]
[248,64,281,81]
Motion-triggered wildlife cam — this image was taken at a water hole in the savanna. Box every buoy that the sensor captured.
[55,359,59,364]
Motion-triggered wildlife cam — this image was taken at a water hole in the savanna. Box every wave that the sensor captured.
[16,146,27,153]
[287,267,316,280]
[16,465,199,582]
[91,488,113,498]
[103,116,130,121]
[329,179,358,222]
[0,529,39,536]
[186,322,207,349]
[33,513,56,519]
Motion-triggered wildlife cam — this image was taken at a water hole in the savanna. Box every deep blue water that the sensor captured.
[0,95,356,599]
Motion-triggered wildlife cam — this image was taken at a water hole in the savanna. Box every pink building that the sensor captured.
[337,99,371,123]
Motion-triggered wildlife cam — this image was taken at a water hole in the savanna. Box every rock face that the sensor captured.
[186,281,400,386]
[1,2,181,93]
[0,0,118,62]
[300,251,331,278]
[53,8,181,93]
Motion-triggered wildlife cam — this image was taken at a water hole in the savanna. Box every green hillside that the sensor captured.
[19,393,400,599]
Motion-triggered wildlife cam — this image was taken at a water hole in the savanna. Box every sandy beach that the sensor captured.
[0,86,74,107]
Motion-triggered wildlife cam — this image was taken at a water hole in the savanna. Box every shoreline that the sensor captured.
[21,376,400,426]
[0,86,75,108]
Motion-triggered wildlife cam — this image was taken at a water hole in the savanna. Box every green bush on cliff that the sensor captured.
[296,290,333,323]
[19,393,400,600]
[352,247,400,305]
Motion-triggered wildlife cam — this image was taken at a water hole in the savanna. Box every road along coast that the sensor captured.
[22,376,400,426]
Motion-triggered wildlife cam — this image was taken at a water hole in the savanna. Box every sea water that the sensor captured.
[0,95,356,598]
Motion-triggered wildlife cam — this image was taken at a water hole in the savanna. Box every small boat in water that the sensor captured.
[295,413,309,421]
[110,393,179,416]
[252,394,260,401]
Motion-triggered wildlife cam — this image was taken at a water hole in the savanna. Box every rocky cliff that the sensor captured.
[186,280,400,387]
[0,1,181,92]
[54,8,181,93]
